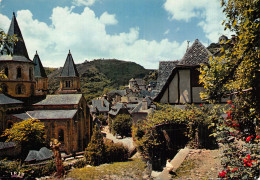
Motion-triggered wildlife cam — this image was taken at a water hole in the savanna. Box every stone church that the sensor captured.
[0,13,92,154]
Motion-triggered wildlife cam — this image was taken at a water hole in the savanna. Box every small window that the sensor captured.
[191,69,202,87]
[65,80,71,88]
[58,129,64,142]
[4,67,8,77]
[16,84,25,95]
[17,67,22,79]
[29,68,33,80]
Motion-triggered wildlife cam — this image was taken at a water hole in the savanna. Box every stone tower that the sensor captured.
[58,50,80,94]
[33,51,48,95]
[0,12,35,98]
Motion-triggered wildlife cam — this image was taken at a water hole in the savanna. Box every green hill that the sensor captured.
[47,59,152,103]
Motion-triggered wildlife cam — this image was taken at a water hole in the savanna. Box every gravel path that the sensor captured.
[174,149,223,179]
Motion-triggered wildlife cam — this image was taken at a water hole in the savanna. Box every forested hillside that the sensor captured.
[47,59,154,103]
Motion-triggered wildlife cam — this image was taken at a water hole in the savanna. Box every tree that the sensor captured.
[1,119,46,159]
[199,1,260,178]
[0,29,19,55]
[84,126,106,166]
[111,114,132,137]
[200,0,260,132]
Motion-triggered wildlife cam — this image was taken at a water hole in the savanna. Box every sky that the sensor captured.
[0,0,231,69]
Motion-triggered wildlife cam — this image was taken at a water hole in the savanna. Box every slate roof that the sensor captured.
[0,13,32,63]
[13,109,78,120]
[108,90,126,97]
[130,103,142,113]
[33,51,47,78]
[109,103,125,116]
[33,94,82,105]
[139,90,156,98]
[178,39,212,65]
[0,142,16,150]
[60,50,79,77]
[0,94,23,105]
[91,99,110,112]
[155,61,179,92]
[25,147,53,162]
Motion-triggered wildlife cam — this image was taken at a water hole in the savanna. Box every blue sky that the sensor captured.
[0,0,230,69]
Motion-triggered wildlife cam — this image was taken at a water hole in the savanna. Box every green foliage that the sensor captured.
[0,159,56,179]
[84,126,106,166]
[68,158,146,179]
[47,59,151,103]
[200,0,259,100]
[93,59,149,86]
[111,114,132,137]
[44,67,58,76]
[97,114,107,125]
[199,0,259,132]
[143,70,158,85]
[212,104,259,179]
[1,119,46,159]
[199,1,260,178]
[84,126,129,166]
[105,141,129,163]
[133,104,222,160]
[0,29,19,55]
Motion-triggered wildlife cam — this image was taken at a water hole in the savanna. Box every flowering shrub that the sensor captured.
[213,103,259,179]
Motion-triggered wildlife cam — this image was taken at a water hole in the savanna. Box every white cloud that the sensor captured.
[0,13,10,32]
[163,0,231,42]
[99,12,118,25]
[72,0,96,6]
[1,7,188,69]
[164,29,170,35]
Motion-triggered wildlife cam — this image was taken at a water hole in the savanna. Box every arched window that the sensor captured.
[16,84,25,95]
[4,67,8,77]
[1,84,8,94]
[58,129,64,142]
[29,68,33,80]
[17,67,22,79]
[65,80,71,88]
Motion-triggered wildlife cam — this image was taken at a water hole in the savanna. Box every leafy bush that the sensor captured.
[112,114,132,137]
[132,103,222,160]
[212,103,260,179]
[1,119,46,159]
[105,141,129,163]
[0,159,56,179]
[85,126,106,166]
[97,114,108,125]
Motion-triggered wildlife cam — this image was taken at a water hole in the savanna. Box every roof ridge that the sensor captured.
[4,13,30,60]
[33,51,47,78]
[60,50,79,77]
[179,39,212,65]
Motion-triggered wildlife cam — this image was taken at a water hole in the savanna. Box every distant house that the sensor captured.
[108,103,130,119]
[131,98,154,123]
[90,98,110,116]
